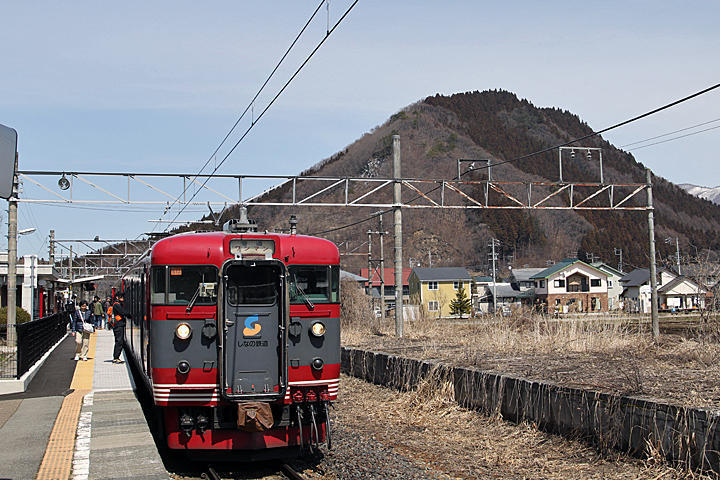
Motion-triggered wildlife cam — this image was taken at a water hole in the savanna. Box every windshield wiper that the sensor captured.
[186,284,202,312]
[293,276,315,310]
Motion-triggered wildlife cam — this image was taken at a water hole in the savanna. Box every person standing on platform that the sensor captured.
[110,292,129,364]
[103,296,111,329]
[65,294,77,330]
[73,301,93,361]
[91,295,104,328]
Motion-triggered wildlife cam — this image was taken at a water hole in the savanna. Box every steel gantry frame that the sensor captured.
[13,141,660,338]
[16,170,649,211]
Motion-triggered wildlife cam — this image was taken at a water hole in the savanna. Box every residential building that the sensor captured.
[531,258,609,312]
[360,267,411,309]
[620,268,709,312]
[408,267,472,318]
[592,262,624,310]
[509,267,544,291]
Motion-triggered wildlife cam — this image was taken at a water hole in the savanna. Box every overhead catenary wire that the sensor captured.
[620,117,720,148]
[626,124,720,151]
[150,0,328,236]
[163,0,361,232]
[311,82,720,235]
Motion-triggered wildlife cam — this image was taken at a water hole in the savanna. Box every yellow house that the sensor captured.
[408,267,472,318]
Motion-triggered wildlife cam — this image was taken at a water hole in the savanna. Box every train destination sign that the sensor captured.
[0,123,18,200]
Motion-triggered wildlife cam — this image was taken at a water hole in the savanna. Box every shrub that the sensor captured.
[0,307,32,325]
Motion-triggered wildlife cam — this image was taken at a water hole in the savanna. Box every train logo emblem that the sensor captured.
[243,315,262,337]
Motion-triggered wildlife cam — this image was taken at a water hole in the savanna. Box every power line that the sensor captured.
[626,124,720,151]
[163,0,361,232]
[151,0,328,234]
[620,117,720,148]
[312,82,720,235]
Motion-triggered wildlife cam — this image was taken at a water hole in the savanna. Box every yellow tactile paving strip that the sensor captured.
[36,333,97,480]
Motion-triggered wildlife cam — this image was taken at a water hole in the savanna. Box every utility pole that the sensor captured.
[6,153,18,352]
[49,230,55,266]
[614,248,623,273]
[393,135,403,337]
[69,245,74,298]
[647,169,659,339]
[378,214,385,320]
[489,238,499,314]
[367,229,374,314]
[665,237,681,275]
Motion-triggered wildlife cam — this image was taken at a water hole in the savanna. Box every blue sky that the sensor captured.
[1,1,719,257]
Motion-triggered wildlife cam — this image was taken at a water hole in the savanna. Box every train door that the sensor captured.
[221,260,286,400]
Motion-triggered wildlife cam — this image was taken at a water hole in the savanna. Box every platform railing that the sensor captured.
[8,313,69,379]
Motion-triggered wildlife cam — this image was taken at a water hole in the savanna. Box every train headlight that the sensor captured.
[176,323,192,340]
[310,321,326,337]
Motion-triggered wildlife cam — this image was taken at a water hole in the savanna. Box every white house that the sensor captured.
[531,258,609,312]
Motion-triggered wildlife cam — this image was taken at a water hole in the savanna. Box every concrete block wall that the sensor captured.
[341,347,720,474]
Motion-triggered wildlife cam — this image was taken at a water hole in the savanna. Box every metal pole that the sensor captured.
[676,237,681,275]
[392,135,403,337]
[6,153,18,352]
[646,169,659,339]
[491,239,497,315]
[379,215,385,320]
[49,230,55,265]
[367,230,373,313]
[69,245,74,298]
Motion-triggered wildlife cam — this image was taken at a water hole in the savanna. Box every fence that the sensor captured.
[0,313,69,379]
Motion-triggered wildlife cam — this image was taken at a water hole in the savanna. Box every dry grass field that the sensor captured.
[341,282,720,411]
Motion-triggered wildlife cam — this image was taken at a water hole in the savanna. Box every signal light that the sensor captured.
[175,323,192,340]
[310,322,326,337]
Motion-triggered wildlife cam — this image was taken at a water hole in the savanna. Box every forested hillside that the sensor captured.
[187,90,720,273]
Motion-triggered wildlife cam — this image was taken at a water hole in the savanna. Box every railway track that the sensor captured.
[198,462,307,480]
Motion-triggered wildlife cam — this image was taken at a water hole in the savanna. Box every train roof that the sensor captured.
[150,231,339,266]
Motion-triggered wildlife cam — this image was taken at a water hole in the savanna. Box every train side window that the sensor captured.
[151,266,166,304]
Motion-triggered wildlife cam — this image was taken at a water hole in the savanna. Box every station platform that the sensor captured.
[0,329,168,479]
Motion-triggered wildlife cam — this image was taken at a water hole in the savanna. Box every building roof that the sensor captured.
[591,262,624,277]
[340,270,367,282]
[619,268,678,287]
[657,276,707,293]
[359,267,412,286]
[411,267,472,282]
[530,258,606,280]
[473,275,494,283]
[490,284,535,299]
[619,268,649,287]
[510,268,545,282]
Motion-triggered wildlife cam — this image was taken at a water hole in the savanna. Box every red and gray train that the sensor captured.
[120,216,339,456]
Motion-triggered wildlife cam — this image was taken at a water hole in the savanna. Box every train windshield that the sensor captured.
[151,265,218,305]
[288,265,339,304]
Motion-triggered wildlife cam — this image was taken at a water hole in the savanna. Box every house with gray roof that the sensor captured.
[408,267,472,318]
[620,267,709,312]
[509,267,545,291]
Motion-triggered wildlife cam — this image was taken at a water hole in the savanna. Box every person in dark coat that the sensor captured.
[111,292,130,364]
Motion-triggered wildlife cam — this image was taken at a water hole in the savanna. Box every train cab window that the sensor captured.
[289,265,340,304]
[153,265,218,305]
[225,264,279,305]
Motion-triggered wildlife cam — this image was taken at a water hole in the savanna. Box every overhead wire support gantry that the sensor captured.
[16,170,650,211]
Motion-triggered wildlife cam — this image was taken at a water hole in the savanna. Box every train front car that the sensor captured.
[146,222,340,456]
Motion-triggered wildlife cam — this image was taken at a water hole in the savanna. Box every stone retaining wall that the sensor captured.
[341,347,720,473]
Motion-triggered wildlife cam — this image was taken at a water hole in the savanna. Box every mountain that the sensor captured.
[679,184,720,205]
[188,90,720,273]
